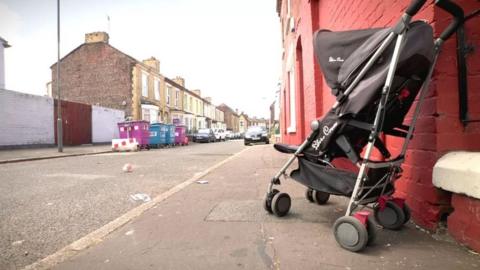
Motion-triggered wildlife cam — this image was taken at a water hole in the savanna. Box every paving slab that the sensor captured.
[52,144,480,270]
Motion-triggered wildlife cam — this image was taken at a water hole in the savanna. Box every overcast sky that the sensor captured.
[0,0,282,118]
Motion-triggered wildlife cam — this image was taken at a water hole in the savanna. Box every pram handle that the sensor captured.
[405,0,427,16]
[435,0,465,41]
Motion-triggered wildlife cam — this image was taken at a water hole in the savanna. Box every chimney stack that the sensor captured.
[173,76,185,87]
[142,57,160,73]
[85,32,109,44]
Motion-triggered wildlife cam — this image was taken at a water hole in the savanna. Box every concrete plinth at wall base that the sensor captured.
[433,151,480,200]
[433,151,480,252]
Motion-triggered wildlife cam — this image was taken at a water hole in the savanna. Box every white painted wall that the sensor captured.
[92,105,125,143]
[0,42,5,89]
[0,89,54,146]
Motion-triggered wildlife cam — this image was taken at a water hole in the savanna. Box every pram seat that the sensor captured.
[273,143,298,154]
[290,158,394,199]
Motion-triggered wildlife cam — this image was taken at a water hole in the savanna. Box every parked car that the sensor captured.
[213,129,227,141]
[244,126,269,145]
[225,130,234,140]
[193,128,216,143]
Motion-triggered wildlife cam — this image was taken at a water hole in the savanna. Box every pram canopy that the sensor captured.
[299,21,435,159]
[313,21,434,116]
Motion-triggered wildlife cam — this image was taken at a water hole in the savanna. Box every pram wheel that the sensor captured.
[305,188,314,202]
[333,216,369,252]
[312,190,330,205]
[263,189,279,214]
[271,192,291,217]
[373,201,406,230]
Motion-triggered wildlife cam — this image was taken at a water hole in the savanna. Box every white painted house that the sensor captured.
[0,37,11,89]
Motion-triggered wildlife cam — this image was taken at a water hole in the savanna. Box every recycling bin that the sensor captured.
[149,123,167,148]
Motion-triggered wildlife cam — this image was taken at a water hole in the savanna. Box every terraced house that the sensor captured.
[50,32,227,132]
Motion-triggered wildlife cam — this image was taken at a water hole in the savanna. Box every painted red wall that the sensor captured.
[278,0,480,248]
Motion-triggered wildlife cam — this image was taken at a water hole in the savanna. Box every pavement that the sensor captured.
[25,144,479,270]
[0,144,112,164]
[0,141,246,270]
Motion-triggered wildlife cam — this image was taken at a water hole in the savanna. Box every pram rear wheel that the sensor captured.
[312,190,330,205]
[305,189,314,202]
[271,192,291,217]
[374,201,406,230]
[263,189,279,214]
[333,216,368,252]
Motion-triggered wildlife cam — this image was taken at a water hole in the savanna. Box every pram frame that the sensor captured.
[267,12,445,217]
[265,0,473,252]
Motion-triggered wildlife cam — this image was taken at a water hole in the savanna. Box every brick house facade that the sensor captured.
[51,32,137,118]
[277,0,480,251]
[218,104,240,132]
[51,32,169,123]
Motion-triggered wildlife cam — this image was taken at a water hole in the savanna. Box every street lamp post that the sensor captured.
[56,0,63,152]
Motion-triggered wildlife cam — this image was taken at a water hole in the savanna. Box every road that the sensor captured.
[0,140,245,270]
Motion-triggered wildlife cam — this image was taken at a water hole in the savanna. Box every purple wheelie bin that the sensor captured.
[175,125,188,146]
[118,121,151,150]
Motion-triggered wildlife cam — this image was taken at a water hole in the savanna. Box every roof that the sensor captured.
[217,104,240,117]
[50,41,137,69]
[164,77,204,101]
[0,36,11,48]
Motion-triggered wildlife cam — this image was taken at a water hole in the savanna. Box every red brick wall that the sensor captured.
[448,194,480,252]
[278,0,480,240]
[51,43,136,118]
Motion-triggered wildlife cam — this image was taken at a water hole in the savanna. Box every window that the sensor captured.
[287,69,296,133]
[189,97,193,111]
[142,108,150,122]
[154,79,160,100]
[175,90,179,108]
[141,72,148,97]
[166,85,171,105]
[184,93,188,110]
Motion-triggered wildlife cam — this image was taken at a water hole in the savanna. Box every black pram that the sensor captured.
[263,0,475,252]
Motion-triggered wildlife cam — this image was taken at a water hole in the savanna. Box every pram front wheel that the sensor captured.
[263,189,279,214]
[305,188,314,202]
[271,192,291,217]
[373,201,406,230]
[312,190,330,205]
[333,216,368,252]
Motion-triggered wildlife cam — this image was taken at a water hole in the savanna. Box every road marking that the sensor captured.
[22,146,251,270]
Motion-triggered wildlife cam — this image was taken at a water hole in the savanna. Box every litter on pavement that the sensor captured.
[196,180,209,184]
[123,163,133,173]
[129,193,151,202]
